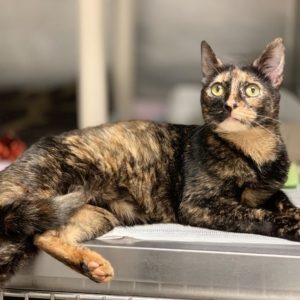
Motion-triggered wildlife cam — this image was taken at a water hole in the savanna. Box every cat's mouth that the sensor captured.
[227,116,241,122]
[217,115,249,133]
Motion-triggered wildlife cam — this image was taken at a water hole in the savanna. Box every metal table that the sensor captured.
[4,237,300,300]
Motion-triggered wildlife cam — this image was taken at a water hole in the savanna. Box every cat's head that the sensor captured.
[200,38,284,133]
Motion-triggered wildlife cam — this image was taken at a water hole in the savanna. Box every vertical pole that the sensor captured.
[78,0,107,128]
[112,0,135,120]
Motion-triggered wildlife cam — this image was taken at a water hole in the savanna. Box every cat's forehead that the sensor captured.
[213,67,257,84]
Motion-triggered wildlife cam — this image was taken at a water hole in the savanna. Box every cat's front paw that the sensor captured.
[79,250,114,283]
[274,215,300,241]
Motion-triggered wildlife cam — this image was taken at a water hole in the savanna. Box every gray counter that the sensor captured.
[4,238,300,300]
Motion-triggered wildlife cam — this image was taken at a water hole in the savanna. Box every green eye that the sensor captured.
[211,83,224,97]
[245,84,260,97]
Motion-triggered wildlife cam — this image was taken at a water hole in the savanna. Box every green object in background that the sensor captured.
[284,163,299,189]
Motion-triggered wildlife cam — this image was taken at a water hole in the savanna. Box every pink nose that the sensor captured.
[226,97,238,109]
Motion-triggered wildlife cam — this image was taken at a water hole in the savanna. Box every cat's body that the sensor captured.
[0,38,299,284]
[1,121,188,228]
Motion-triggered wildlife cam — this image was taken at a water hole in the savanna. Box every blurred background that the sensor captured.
[0,0,299,160]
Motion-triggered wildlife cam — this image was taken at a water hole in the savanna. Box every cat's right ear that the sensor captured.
[252,38,285,89]
[201,41,223,83]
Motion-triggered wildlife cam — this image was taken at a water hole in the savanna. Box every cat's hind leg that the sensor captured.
[34,204,119,283]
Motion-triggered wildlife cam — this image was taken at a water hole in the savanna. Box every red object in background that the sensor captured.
[0,134,26,161]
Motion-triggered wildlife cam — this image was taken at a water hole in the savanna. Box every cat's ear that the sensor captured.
[201,41,224,83]
[252,38,285,89]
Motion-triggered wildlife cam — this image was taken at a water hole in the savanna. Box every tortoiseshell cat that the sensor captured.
[0,38,298,284]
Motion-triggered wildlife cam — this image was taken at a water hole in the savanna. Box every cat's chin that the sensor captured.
[216,117,249,133]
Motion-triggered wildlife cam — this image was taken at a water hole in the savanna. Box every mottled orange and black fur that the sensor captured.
[0,38,298,284]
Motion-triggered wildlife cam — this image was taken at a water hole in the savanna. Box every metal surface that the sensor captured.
[5,238,300,299]
[1,290,179,300]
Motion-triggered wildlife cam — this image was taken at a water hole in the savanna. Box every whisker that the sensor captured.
[194,122,210,136]
[229,111,281,141]
[255,114,282,124]
[249,120,281,142]
[233,111,281,124]
[211,110,223,115]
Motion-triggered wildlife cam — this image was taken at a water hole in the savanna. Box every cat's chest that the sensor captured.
[218,129,278,166]
[183,155,256,202]
[213,155,257,186]
[203,133,260,185]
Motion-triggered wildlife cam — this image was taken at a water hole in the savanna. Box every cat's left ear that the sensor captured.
[252,38,285,89]
[201,41,224,83]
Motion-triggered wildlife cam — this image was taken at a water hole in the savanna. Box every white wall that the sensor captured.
[137,0,297,96]
[0,0,78,88]
[0,0,297,96]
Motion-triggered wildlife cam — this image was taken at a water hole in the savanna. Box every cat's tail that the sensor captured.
[0,238,36,286]
[0,190,86,285]
[0,190,86,238]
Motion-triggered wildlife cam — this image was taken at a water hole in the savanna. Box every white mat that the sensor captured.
[98,223,299,245]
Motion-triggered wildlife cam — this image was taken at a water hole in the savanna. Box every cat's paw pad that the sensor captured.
[80,258,114,283]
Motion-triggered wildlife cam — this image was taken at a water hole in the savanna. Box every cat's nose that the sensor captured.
[226,95,238,110]
[225,100,238,110]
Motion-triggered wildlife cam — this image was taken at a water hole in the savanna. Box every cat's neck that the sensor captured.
[216,127,280,166]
